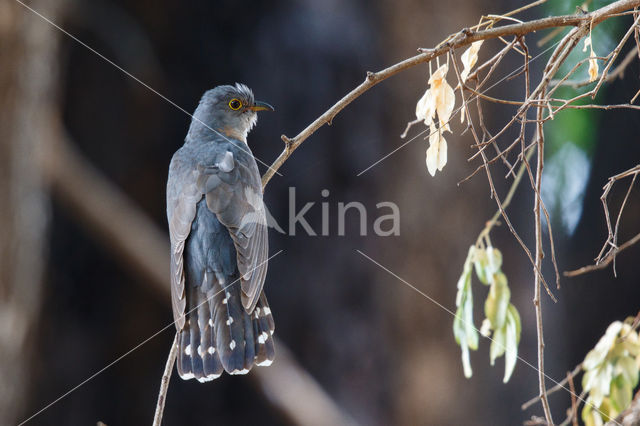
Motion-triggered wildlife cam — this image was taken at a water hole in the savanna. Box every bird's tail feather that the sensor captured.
[176,281,275,381]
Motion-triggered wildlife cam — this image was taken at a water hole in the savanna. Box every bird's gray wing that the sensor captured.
[197,149,268,313]
[167,151,203,330]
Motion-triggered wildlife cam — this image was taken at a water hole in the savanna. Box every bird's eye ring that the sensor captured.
[229,98,242,110]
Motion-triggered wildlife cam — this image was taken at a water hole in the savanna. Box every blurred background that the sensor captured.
[1,0,639,424]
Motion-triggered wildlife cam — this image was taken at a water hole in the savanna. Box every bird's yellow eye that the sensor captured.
[229,98,242,110]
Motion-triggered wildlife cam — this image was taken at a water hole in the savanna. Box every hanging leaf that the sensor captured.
[588,56,599,82]
[460,40,484,83]
[425,125,448,176]
[416,88,435,126]
[610,375,632,413]
[473,248,490,285]
[454,247,479,378]
[583,322,623,370]
[490,324,506,365]
[485,274,510,330]
[503,306,520,383]
[486,246,502,275]
[428,63,456,131]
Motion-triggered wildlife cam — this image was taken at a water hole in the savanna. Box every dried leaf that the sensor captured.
[461,40,484,83]
[428,64,456,132]
[585,32,599,82]
[588,57,599,83]
[425,126,448,175]
[583,35,592,52]
[416,88,435,126]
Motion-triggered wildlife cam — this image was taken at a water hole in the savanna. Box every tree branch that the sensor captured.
[153,333,177,426]
[43,123,357,426]
[261,0,640,188]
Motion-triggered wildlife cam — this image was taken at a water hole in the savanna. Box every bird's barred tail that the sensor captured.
[177,283,275,382]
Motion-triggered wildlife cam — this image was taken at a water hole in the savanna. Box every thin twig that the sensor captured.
[534,85,554,425]
[567,370,579,426]
[566,165,640,277]
[523,363,583,410]
[261,0,640,188]
[153,333,178,426]
[43,127,356,426]
[550,48,638,89]
[564,231,640,277]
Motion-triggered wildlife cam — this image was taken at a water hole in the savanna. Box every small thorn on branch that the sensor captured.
[417,47,434,53]
[366,71,375,81]
[281,135,293,151]
[462,27,474,36]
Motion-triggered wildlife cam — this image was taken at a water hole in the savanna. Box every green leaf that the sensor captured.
[583,321,623,370]
[610,374,632,414]
[463,290,478,350]
[490,324,506,366]
[587,364,614,408]
[453,310,465,345]
[599,398,615,423]
[582,398,599,426]
[485,275,510,330]
[453,246,478,378]
[460,337,473,378]
[503,306,521,383]
[456,246,474,306]
[508,304,522,344]
[493,270,508,287]
[615,356,639,388]
[473,247,490,285]
[486,246,502,275]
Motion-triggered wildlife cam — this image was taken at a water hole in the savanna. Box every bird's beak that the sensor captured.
[249,100,275,112]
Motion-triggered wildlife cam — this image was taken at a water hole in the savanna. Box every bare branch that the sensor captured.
[564,231,640,277]
[522,363,583,410]
[565,165,640,277]
[153,334,178,426]
[550,48,638,89]
[261,0,640,188]
[43,124,357,426]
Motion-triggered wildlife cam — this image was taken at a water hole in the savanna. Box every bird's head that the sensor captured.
[189,83,274,143]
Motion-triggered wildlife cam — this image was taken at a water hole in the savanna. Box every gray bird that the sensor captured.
[167,83,275,381]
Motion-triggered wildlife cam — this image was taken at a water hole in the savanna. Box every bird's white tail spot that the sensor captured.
[184,344,192,356]
[229,368,249,375]
[197,345,204,356]
[226,317,234,325]
[208,318,214,327]
[229,340,236,350]
[257,359,273,367]
[207,346,215,355]
[263,307,271,315]
[258,331,269,344]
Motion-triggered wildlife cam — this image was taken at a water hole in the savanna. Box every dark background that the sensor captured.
[2,0,639,425]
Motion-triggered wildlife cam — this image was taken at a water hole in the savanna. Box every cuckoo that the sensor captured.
[167,83,275,381]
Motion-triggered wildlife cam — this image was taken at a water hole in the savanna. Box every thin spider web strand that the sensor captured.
[13,0,282,177]
[356,250,622,426]
[18,250,284,425]
[357,36,565,176]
